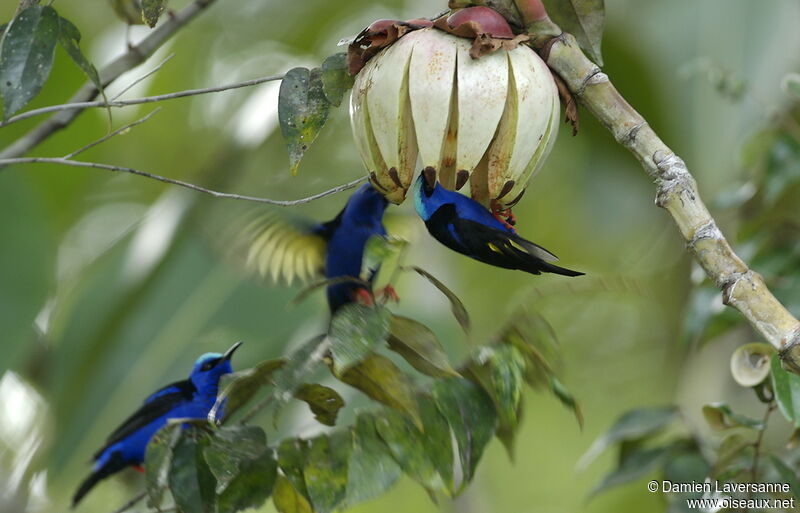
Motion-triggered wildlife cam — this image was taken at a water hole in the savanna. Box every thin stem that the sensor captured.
[0,157,367,206]
[110,490,146,513]
[63,109,161,159]
[0,73,285,127]
[748,403,775,497]
[239,395,275,425]
[111,54,176,101]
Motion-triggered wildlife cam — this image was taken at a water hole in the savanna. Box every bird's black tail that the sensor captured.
[72,454,128,508]
[530,260,585,277]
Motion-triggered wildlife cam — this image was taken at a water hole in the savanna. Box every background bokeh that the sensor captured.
[1,0,799,512]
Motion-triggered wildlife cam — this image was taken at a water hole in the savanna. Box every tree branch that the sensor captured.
[0,73,285,127]
[533,32,800,371]
[0,157,367,206]
[63,109,161,159]
[0,0,220,164]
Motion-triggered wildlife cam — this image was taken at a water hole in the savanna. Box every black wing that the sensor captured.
[93,379,196,460]
[426,204,583,277]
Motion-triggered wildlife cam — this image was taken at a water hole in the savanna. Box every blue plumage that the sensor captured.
[315,182,389,312]
[72,342,241,507]
[413,175,583,277]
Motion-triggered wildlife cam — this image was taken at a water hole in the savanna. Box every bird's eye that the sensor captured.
[200,358,221,371]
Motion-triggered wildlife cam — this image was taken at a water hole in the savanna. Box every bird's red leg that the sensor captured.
[132,465,145,474]
[490,200,517,232]
[353,288,374,307]
[376,284,400,303]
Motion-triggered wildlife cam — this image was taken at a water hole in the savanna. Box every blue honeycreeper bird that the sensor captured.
[413,174,583,277]
[235,182,390,312]
[71,342,241,507]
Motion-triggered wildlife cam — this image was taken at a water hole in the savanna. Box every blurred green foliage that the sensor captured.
[1,0,799,512]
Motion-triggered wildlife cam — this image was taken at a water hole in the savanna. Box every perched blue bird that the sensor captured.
[72,342,241,507]
[229,182,392,312]
[413,174,583,277]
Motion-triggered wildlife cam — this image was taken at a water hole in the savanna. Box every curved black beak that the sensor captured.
[222,341,243,362]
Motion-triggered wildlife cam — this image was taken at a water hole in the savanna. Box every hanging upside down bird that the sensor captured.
[413,173,584,277]
[71,342,241,507]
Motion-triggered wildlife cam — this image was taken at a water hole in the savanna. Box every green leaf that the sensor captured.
[278,67,330,175]
[211,358,286,422]
[294,383,345,426]
[549,375,584,428]
[769,455,800,499]
[406,266,470,334]
[578,406,678,469]
[168,427,217,513]
[304,431,351,513]
[782,73,800,100]
[345,412,402,507]
[144,424,183,509]
[217,450,278,513]
[711,433,752,478]
[0,5,60,119]
[272,335,329,409]
[387,315,458,378]
[361,235,407,281]
[771,354,800,427]
[57,16,103,96]
[202,425,268,493]
[374,406,449,494]
[541,0,605,65]
[664,451,710,485]
[142,0,167,28]
[321,52,354,107]
[431,378,497,485]
[591,445,672,496]
[337,352,422,428]
[273,475,313,513]
[277,438,312,500]
[701,403,764,431]
[329,303,390,375]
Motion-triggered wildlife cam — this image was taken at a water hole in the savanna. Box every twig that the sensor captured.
[63,109,161,159]
[0,157,366,205]
[111,54,176,101]
[110,490,146,513]
[239,395,275,425]
[0,73,285,127]
[0,0,221,163]
[534,31,800,371]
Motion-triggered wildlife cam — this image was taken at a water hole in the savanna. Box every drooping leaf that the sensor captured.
[541,0,605,65]
[142,0,167,28]
[273,475,313,513]
[277,438,312,500]
[406,266,470,334]
[730,343,774,387]
[294,383,345,426]
[590,445,672,497]
[272,335,329,408]
[711,433,752,478]
[304,431,351,513]
[329,303,390,375]
[337,352,421,428]
[321,52,354,107]
[0,5,60,119]
[465,345,526,440]
[210,358,286,422]
[144,423,183,508]
[578,406,678,469]
[498,306,560,387]
[663,451,710,485]
[278,67,330,175]
[361,235,407,281]
[345,412,402,507]
[387,315,458,378]
[769,455,800,499]
[374,407,447,494]
[202,425,268,493]
[168,426,217,513]
[549,375,584,428]
[771,354,800,427]
[431,377,497,485]
[57,16,104,97]
[701,403,764,431]
[217,450,278,513]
